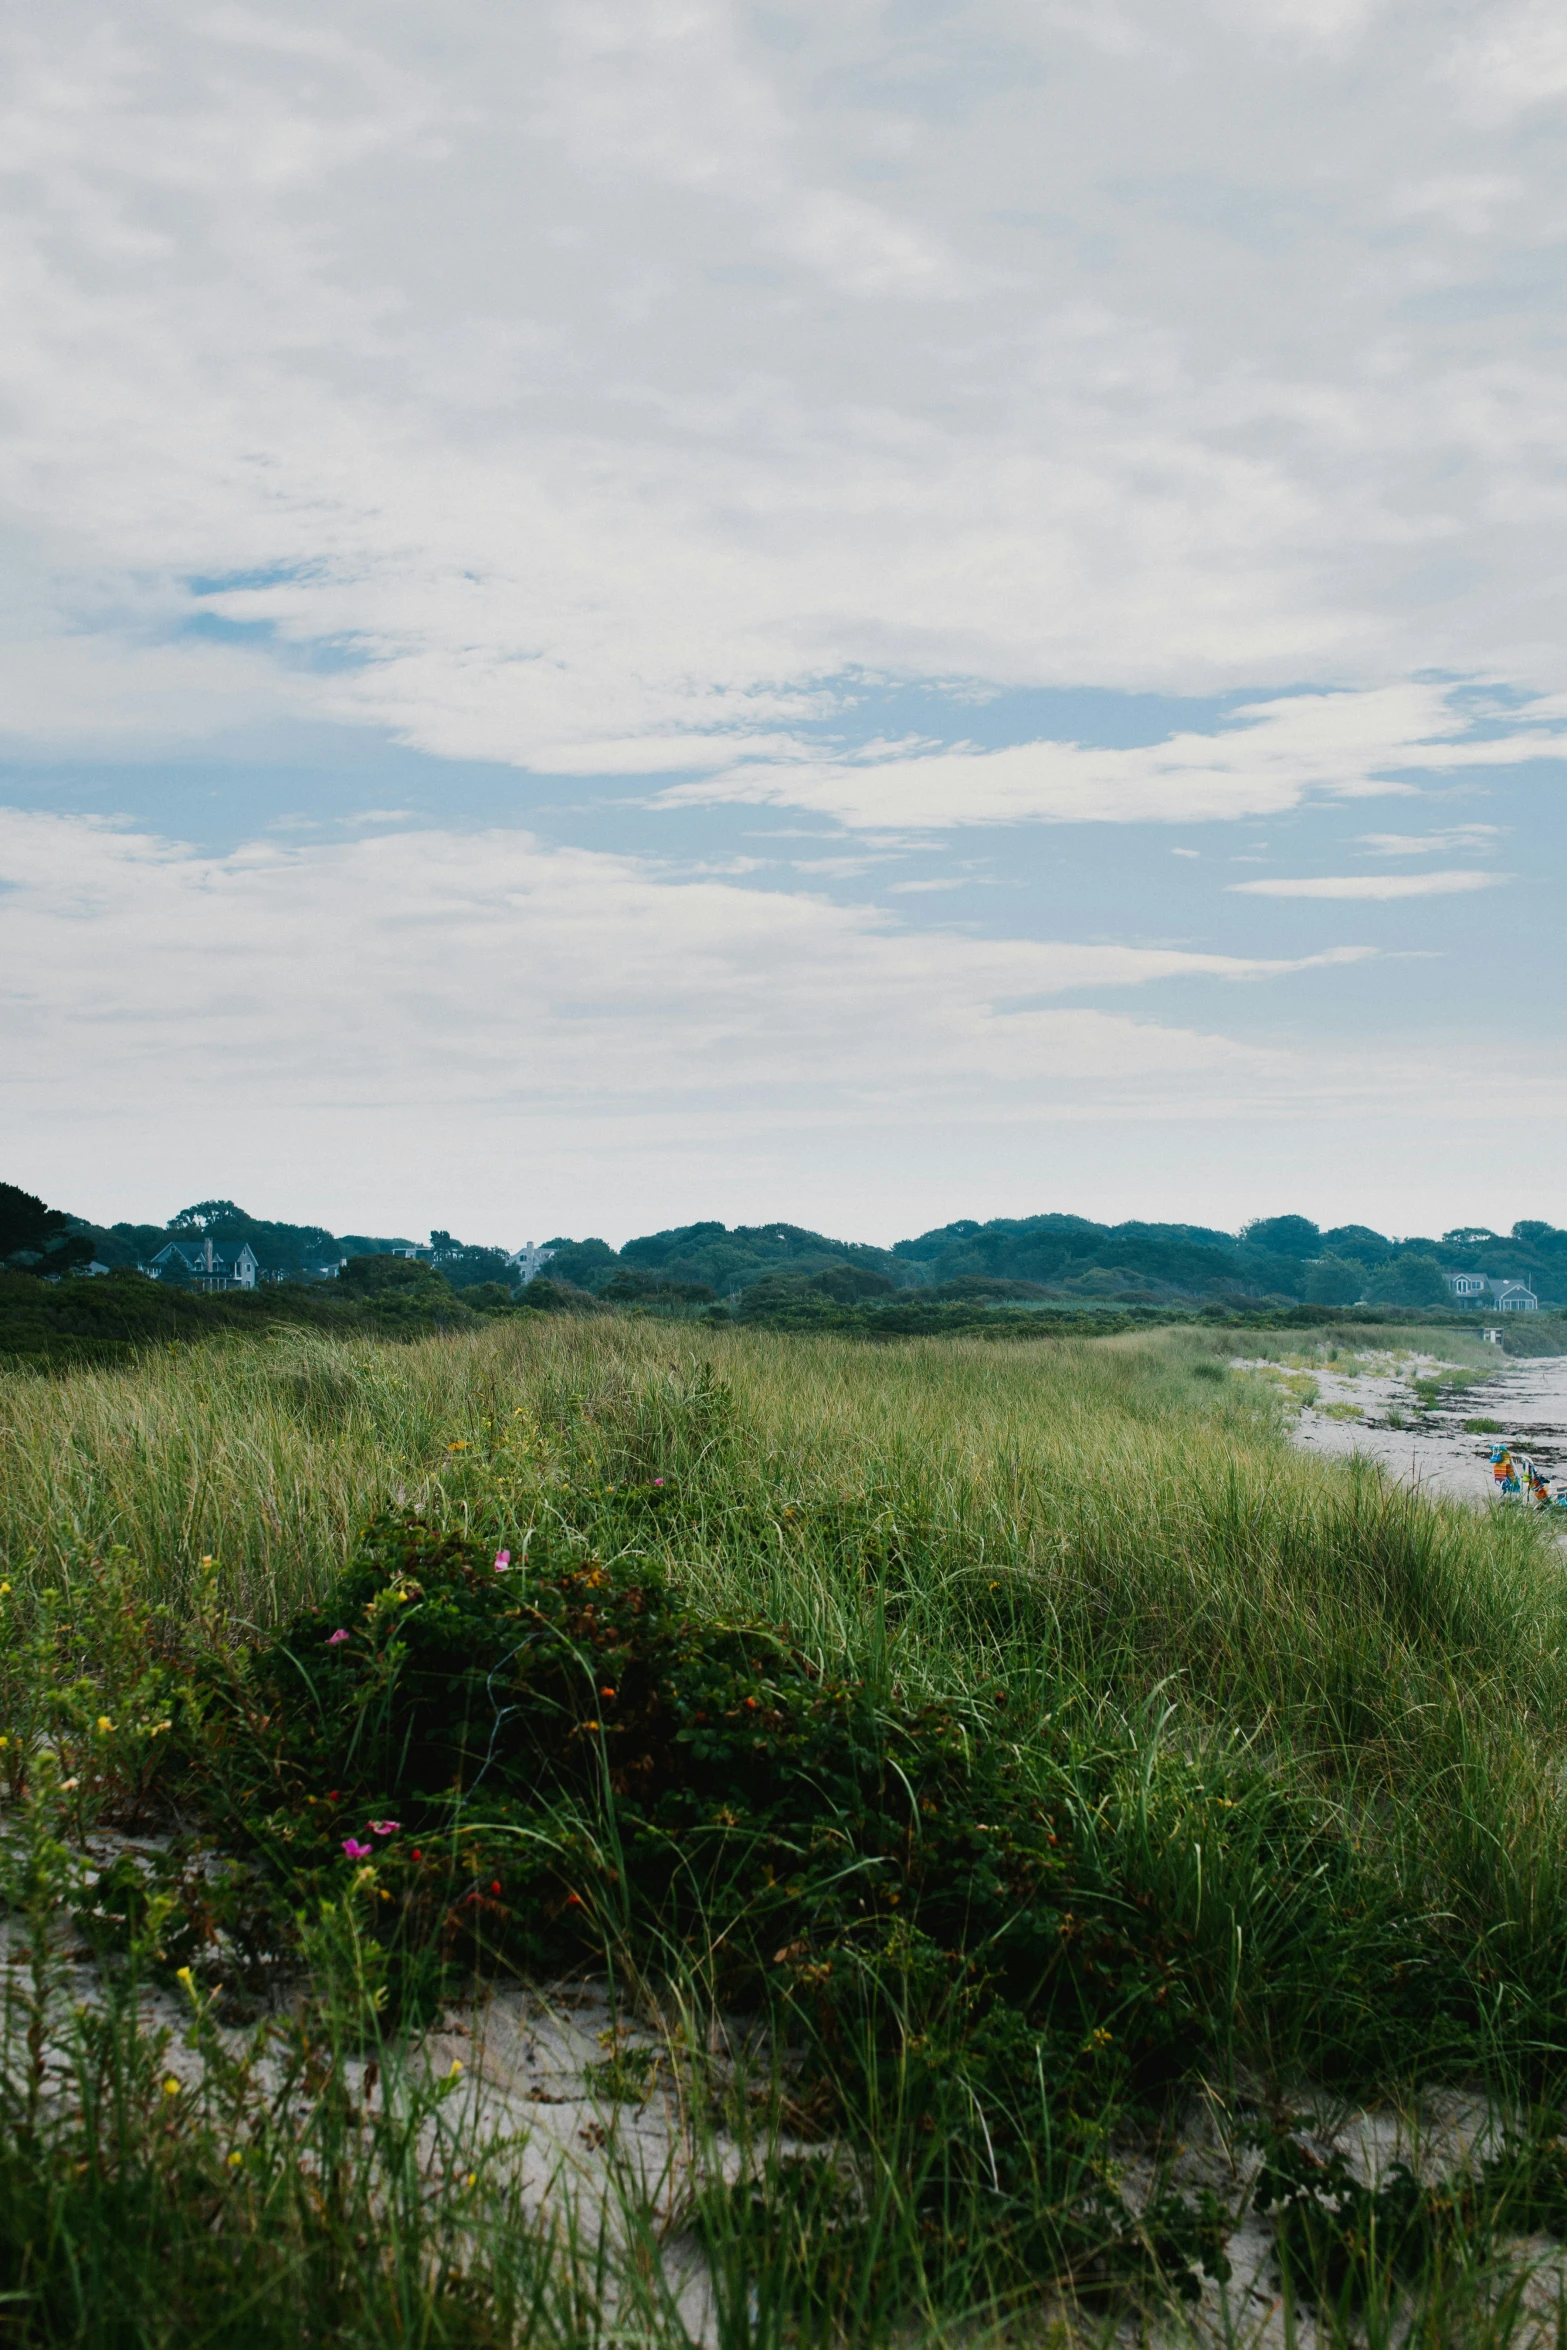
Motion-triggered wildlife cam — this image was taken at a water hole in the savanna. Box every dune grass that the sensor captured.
[3,1318,1567,2342]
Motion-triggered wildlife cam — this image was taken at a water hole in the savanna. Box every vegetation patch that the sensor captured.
[7,1318,1567,2339]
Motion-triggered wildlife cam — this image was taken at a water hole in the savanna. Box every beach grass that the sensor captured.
[3,1317,1567,2342]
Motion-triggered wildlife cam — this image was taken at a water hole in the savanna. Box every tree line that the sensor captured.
[5,1187,1563,1312]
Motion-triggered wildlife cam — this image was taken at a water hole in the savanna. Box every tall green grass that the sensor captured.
[4,1319,1567,2341]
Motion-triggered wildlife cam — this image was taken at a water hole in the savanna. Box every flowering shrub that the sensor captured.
[174,1514,1403,2151]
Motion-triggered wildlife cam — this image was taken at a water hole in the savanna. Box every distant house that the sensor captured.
[509,1241,555,1283]
[148,1238,259,1292]
[1442,1270,1540,1311]
[1443,1270,1489,1300]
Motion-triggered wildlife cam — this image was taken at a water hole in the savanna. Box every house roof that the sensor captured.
[150,1240,258,1269]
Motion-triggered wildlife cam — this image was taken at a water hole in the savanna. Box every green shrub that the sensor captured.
[176,1519,1452,2146]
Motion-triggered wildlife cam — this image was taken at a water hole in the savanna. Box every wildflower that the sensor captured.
[653,1477,665,1487]
[464,2170,477,2188]
[162,2077,181,2097]
[411,1848,422,1861]
[447,1440,470,1452]
[0,1582,10,1596]
[95,1716,113,1734]
[325,1629,350,1646]
[175,1966,195,1992]
[448,2059,464,2079]
[601,1686,615,1699]
[342,1839,372,1860]
[227,2150,243,2167]
[369,1819,399,1836]
[494,1550,511,1572]
[490,1880,501,1894]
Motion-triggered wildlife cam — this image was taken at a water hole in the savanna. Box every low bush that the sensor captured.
[159,1513,1491,2300]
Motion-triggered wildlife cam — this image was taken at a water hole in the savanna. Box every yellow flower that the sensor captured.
[447,2059,464,2079]
[162,2076,181,2096]
[0,1582,11,1596]
[227,2150,243,2168]
[96,1716,113,1735]
[175,1966,194,1991]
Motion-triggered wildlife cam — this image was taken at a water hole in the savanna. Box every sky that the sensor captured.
[2,0,1565,1248]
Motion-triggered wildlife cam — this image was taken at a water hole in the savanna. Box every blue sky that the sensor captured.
[2,0,1565,1245]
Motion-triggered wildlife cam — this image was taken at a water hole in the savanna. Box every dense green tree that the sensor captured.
[0,1183,94,1277]
[1319,1225,1395,1267]
[168,1200,246,1232]
[537,1237,622,1292]
[339,1255,449,1298]
[618,1220,905,1297]
[1240,1214,1321,1259]
[601,1269,716,1306]
[1366,1252,1450,1309]
[1304,1255,1366,1306]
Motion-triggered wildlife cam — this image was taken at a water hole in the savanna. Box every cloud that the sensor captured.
[0,806,1393,1222]
[1356,826,1504,856]
[7,3,1567,1242]
[656,684,1567,831]
[1228,869,1505,899]
[1440,3,1567,121]
[5,3,1567,775]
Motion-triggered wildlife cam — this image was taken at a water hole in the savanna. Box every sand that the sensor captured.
[1241,1347,1567,1510]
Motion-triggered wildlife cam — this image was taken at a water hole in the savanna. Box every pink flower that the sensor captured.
[326,1629,350,1646]
[653,1478,665,1488]
[342,1839,372,1860]
[494,1550,511,1572]
[369,1819,399,1837]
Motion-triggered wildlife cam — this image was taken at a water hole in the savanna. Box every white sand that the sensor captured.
[1242,1349,1567,1510]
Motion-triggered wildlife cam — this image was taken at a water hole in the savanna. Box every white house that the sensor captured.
[509,1241,555,1283]
[148,1238,259,1291]
[1442,1270,1540,1311]
[1443,1270,1489,1300]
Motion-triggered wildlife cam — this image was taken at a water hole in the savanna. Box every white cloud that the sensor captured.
[6,3,1567,1237]
[3,4,1567,771]
[1440,3,1567,122]
[1228,868,1505,899]
[1356,825,1504,855]
[0,807,1394,1226]
[656,684,1567,830]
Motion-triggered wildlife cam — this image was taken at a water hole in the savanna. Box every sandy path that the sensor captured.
[1257,1350,1567,1508]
